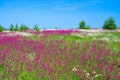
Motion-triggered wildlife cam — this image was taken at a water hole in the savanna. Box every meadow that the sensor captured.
[0,29,120,80]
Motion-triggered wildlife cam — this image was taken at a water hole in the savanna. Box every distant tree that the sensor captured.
[54,27,58,29]
[0,25,5,32]
[34,25,39,31]
[10,24,14,31]
[20,25,24,31]
[85,26,91,29]
[14,24,19,31]
[43,27,46,30]
[20,24,29,31]
[103,17,117,30]
[79,20,86,29]
[78,20,91,29]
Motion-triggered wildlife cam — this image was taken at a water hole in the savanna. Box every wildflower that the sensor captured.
[114,60,118,66]
[72,67,77,72]
[106,75,110,80]
[75,70,82,76]
[93,71,96,74]
[0,55,2,64]
[0,55,2,61]
[86,73,90,78]
[95,74,102,78]
[83,70,86,72]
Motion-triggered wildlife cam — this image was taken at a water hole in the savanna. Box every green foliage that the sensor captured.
[78,20,91,29]
[10,24,20,31]
[79,20,86,29]
[14,24,19,31]
[55,27,58,29]
[43,27,46,30]
[103,17,117,30]
[85,26,91,29]
[20,24,29,31]
[0,65,4,79]
[72,72,81,80]
[10,24,14,31]
[34,25,39,31]
[18,70,39,80]
[10,24,29,31]
[0,25,5,32]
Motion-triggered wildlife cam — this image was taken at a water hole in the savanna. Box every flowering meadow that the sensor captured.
[0,30,120,80]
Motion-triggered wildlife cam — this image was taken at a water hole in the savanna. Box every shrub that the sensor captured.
[34,25,39,31]
[85,26,91,29]
[43,27,46,30]
[10,24,14,31]
[79,20,86,29]
[54,27,58,29]
[20,24,29,31]
[0,25,5,32]
[78,20,91,29]
[103,17,117,30]
[14,24,19,31]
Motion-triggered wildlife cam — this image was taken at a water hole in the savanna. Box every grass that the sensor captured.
[0,30,120,80]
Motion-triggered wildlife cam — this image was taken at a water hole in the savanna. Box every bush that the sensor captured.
[14,24,19,31]
[103,17,117,30]
[20,25,29,31]
[54,27,58,29]
[10,24,14,31]
[85,26,91,30]
[0,25,5,32]
[34,25,39,31]
[78,20,91,29]
[79,20,85,29]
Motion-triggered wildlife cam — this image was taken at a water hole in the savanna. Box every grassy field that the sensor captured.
[0,29,120,80]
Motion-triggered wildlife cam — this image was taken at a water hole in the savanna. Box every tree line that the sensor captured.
[0,17,118,32]
[0,24,39,32]
[78,17,117,30]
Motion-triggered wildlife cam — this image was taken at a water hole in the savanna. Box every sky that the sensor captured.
[0,0,120,29]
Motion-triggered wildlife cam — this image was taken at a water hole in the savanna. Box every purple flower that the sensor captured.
[35,56,40,61]
[114,60,118,66]
[0,55,2,63]
[106,75,110,80]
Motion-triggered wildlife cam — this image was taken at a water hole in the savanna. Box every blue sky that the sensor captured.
[0,0,120,29]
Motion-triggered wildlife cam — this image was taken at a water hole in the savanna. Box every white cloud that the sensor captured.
[89,0,104,5]
[53,0,103,11]
[90,0,104,4]
[53,2,87,11]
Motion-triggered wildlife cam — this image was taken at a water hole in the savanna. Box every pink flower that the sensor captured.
[88,54,91,60]
[75,70,82,76]
[0,55,2,63]
[106,65,113,72]
[41,62,48,70]
[35,56,40,61]
[106,75,110,80]
[98,63,104,70]
[49,68,55,74]
[114,60,118,66]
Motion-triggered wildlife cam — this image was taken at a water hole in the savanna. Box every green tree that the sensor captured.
[85,26,91,29]
[10,24,14,31]
[14,24,19,31]
[0,25,4,32]
[34,25,39,31]
[20,24,29,31]
[103,17,117,30]
[78,20,91,29]
[79,20,86,29]
[54,27,58,29]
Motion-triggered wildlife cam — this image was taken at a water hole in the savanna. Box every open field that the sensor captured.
[0,29,120,80]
